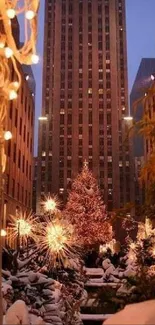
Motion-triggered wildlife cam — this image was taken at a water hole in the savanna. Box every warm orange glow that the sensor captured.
[37,215,77,266]
[4,131,12,140]
[1,229,6,237]
[9,212,38,244]
[43,195,60,213]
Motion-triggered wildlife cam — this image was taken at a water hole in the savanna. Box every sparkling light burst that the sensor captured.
[43,195,60,213]
[9,212,37,244]
[37,216,77,266]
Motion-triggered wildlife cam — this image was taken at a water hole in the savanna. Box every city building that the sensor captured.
[32,157,38,213]
[130,58,155,204]
[37,0,134,213]
[2,19,35,234]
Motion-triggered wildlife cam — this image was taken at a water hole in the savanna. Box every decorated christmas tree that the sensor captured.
[64,161,112,247]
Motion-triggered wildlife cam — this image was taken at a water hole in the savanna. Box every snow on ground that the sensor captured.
[80,314,112,321]
[84,268,104,276]
[85,281,119,287]
[104,300,155,325]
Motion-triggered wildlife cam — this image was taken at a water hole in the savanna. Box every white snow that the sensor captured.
[5,300,30,325]
[84,267,104,276]
[104,300,155,325]
[102,259,111,270]
[85,281,119,287]
[80,314,112,320]
[2,283,12,295]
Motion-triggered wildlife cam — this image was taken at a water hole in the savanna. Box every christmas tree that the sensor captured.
[64,162,112,247]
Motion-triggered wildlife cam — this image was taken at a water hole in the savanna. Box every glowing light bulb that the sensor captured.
[151,74,155,81]
[26,75,29,81]
[45,199,56,212]
[1,229,7,237]
[25,10,35,20]
[6,8,16,19]
[13,81,19,89]
[9,89,17,100]
[5,47,13,58]
[0,42,5,49]
[4,131,12,140]
[31,53,39,64]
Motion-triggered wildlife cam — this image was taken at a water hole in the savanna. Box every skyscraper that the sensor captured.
[130,58,155,205]
[37,0,133,212]
[1,18,35,237]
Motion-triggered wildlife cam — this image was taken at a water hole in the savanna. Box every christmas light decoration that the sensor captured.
[43,195,60,213]
[25,10,36,20]
[0,2,40,322]
[6,9,16,19]
[137,217,155,242]
[64,162,112,246]
[1,229,6,237]
[9,89,17,100]
[4,131,12,140]
[9,212,38,245]
[37,214,77,267]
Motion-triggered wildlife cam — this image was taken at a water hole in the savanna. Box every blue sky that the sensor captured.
[32,0,155,153]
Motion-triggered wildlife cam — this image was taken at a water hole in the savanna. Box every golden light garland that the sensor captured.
[36,214,77,267]
[0,0,40,172]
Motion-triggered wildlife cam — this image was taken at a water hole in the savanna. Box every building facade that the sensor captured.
[3,62,35,231]
[130,58,155,205]
[32,157,38,213]
[37,0,134,213]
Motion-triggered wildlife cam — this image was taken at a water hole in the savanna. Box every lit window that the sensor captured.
[108,178,112,184]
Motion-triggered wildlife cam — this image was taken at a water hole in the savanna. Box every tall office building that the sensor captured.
[37,0,133,213]
[1,19,35,236]
[130,58,155,204]
[130,58,155,157]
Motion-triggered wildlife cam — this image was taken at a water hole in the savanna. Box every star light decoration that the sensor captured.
[43,195,60,214]
[36,214,77,267]
[9,212,38,245]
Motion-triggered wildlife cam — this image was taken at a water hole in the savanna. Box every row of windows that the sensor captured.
[9,109,32,152]
[10,99,34,127]
[6,175,31,207]
[7,142,31,180]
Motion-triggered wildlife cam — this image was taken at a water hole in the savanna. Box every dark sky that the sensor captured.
[32,0,155,154]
